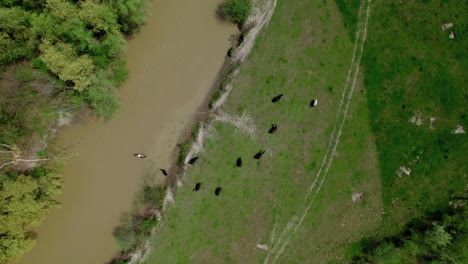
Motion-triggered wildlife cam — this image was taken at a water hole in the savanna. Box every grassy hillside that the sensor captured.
[144,0,381,263]
[363,0,466,229]
[335,0,467,262]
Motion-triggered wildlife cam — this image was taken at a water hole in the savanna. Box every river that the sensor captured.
[20,0,235,263]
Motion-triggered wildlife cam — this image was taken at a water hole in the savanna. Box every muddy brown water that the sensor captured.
[20,1,235,263]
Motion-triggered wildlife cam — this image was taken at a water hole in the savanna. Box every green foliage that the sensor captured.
[108,0,151,34]
[142,186,166,209]
[0,171,62,263]
[335,0,467,232]
[30,58,49,72]
[138,217,158,235]
[113,213,159,252]
[0,0,152,260]
[217,0,251,28]
[39,40,95,92]
[0,0,151,123]
[82,70,121,120]
[113,179,166,254]
[334,0,360,41]
[111,59,128,85]
[0,7,37,64]
[350,207,467,263]
[78,0,119,34]
[14,67,35,82]
[0,66,58,147]
[114,213,137,252]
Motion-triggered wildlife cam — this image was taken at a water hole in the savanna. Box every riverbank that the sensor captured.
[108,1,277,262]
[1,1,151,260]
[143,0,382,262]
[19,0,236,263]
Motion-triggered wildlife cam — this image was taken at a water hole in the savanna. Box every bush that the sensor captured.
[349,207,467,263]
[114,213,137,252]
[82,70,121,120]
[142,186,166,209]
[217,0,251,28]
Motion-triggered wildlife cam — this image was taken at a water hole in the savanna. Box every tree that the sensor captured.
[107,0,150,34]
[39,39,95,92]
[217,0,251,28]
[78,0,118,35]
[83,69,121,119]
[0,171,62,262]
[424,222,452,250]
[0,7,37,64]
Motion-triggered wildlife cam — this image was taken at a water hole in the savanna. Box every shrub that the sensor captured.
[217,0,251,28]
[83,70,121,120]
[113,213,137,252]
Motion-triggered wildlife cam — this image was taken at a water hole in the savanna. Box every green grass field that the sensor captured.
[361,0,467,232]
[144,0,382,263]
[336,0,467,261]
[142,0,467,262]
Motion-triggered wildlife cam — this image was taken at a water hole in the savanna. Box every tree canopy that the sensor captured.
[0,0,151,262]
[0,0,150,119]
[0,170,62,263]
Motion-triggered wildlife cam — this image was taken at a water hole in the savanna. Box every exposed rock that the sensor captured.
[452,124,465,134]
[441,22,453,31]
[409,111,423,126]
[397,166,411,177]
[430,117,436,130]
[449,200,466,209]
[449,31,455,39]
[352,192,364,203]
[257,244,269,250]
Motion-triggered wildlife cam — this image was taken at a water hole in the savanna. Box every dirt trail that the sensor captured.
[264,1,373,262]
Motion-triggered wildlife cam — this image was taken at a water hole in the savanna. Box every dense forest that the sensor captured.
[0,0,150,262]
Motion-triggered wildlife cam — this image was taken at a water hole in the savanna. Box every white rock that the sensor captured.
[397,166,411,177]
[441,22,453,31]
[452,124,465,134]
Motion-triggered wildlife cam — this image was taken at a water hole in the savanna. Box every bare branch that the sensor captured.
[0,161,14,170]
[0,158,51,171]
[0,144,13,150]
[15,158,51,163]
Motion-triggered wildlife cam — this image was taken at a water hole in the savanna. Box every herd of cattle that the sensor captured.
[135,94,318,197]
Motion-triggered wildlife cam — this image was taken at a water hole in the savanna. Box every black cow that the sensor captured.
[268,124,278,134]
[134,153,146,158]
[188,157,199,165]
[193,183,202,192]
[310,99,318,107]
[271,94,283,103]
[236,157,243,168]
[160,169,168,176]
[215,187,222,196]
[253,150,265,160]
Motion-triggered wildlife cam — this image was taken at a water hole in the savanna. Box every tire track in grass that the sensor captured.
[264,1,372,262]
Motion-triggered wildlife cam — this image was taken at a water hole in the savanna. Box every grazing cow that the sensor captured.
[160,168,168,176]
[268,124,278,134]
[134,153,146,158]
[310,99,318,107]
[193,182,202,192]
[188,157,199,165]
[271,94,283,103]
[253,150,266,160]
[236,157,243,168]
[215,187,222,196]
